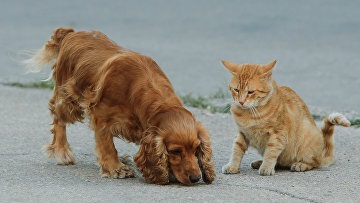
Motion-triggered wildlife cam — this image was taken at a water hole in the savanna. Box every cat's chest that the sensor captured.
[244,129,269,155]
[240,125,268,140]
[236,121,270,150]
[235,117,266,134]
[231,107,274,146]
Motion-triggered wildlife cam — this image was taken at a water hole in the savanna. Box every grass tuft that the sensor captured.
[3,81,54,89]
[209,88,231,99]
[312,114,323,120]
[350,119,360,127]
[2,81,359,128]
[180,93,360,127]
[179,93,230,113]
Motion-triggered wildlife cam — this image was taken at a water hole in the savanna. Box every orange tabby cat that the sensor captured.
[221,60,351,176]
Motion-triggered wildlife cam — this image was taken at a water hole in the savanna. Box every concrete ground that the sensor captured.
[0,85,359,202]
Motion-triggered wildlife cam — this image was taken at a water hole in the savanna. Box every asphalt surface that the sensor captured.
[1,1,360,202]
[0,85,359,202]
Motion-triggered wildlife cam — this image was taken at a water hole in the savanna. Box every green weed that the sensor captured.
[3,81,54,89]
[3,81,359,127]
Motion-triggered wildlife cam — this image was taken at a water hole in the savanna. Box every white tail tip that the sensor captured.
[328,113,351,127]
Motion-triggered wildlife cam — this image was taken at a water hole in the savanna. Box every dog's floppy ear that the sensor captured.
[134,127,169,185]
[196,122,215,184]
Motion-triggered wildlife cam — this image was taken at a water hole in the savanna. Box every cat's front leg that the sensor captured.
[259,132,287,176]
[222,132,248,174]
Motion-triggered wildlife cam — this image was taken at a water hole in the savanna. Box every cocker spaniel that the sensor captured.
[25,27,215,185]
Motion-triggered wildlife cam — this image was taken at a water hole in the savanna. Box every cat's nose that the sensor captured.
[239,101,245,105]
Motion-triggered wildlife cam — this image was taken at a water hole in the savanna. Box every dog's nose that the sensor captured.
[189,174,201,183]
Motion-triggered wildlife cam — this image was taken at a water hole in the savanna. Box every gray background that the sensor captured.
[1,0,359,114]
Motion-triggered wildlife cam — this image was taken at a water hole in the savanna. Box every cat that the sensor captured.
[221,60,351,176]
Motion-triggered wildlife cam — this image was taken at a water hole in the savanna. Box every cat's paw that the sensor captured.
[290,162,313,172]
[222,163,240,174]
[259,165,275,176]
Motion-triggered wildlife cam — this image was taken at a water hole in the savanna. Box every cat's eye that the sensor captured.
[248,90,255,94]
[233,88,239,93]
[169,149,182,155]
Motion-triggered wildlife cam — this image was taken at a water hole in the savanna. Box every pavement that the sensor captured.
[1,0,360,202]
[0,85,359,202]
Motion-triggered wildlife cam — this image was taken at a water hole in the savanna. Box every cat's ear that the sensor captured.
[222,60,239,75]
[261,60,277,76]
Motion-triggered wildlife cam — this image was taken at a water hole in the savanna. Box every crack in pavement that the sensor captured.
[222,182,318,203]
[0,153,33,156]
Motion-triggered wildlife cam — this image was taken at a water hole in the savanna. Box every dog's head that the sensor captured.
[134,108,215,185]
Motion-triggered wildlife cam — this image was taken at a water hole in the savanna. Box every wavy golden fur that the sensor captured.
[25,27,215,185]
[221,60,350,176]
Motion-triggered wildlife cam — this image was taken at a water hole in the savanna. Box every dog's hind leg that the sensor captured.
[43,95,75,165]
[94,127,135,179]
[44,123,75,165]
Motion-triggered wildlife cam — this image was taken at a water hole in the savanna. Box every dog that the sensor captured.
[25,27,215,185]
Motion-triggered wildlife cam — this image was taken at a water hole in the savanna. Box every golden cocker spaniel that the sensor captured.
[25,27,215,185]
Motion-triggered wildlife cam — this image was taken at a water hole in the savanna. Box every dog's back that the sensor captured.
[55,30,180,117]
[27,27,182,136]
[54,30,127,92]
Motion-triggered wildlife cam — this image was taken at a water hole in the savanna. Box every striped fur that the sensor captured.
[221,60,350,175]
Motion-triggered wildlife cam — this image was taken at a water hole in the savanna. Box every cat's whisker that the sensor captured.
[249,106,255,118]
[249,105,259,120]
[249,106,259,121]
[250,106,256,119]
[252,105,261,119]
[254,108,260,120]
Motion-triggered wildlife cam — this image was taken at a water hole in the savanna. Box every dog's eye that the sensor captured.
[169,149,182,155]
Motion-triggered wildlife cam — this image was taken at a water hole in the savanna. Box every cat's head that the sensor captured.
[222,60,277,109]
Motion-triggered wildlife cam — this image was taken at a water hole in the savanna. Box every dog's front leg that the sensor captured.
[94,129,135,178]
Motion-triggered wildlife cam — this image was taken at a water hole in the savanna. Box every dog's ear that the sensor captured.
[134,127,169,185]
[196,122,215,184]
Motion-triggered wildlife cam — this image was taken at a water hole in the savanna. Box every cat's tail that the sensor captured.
[321,113,350,166]
[23,27,74,75]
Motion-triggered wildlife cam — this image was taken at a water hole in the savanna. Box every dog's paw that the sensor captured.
[259,164,275,176]
[101,164,135,179]
[202,166,216,184]
[222,163,240,174]
[43,144,75,165]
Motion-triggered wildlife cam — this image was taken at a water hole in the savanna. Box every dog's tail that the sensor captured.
[321,113,350,166]
[24,27,74,74]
